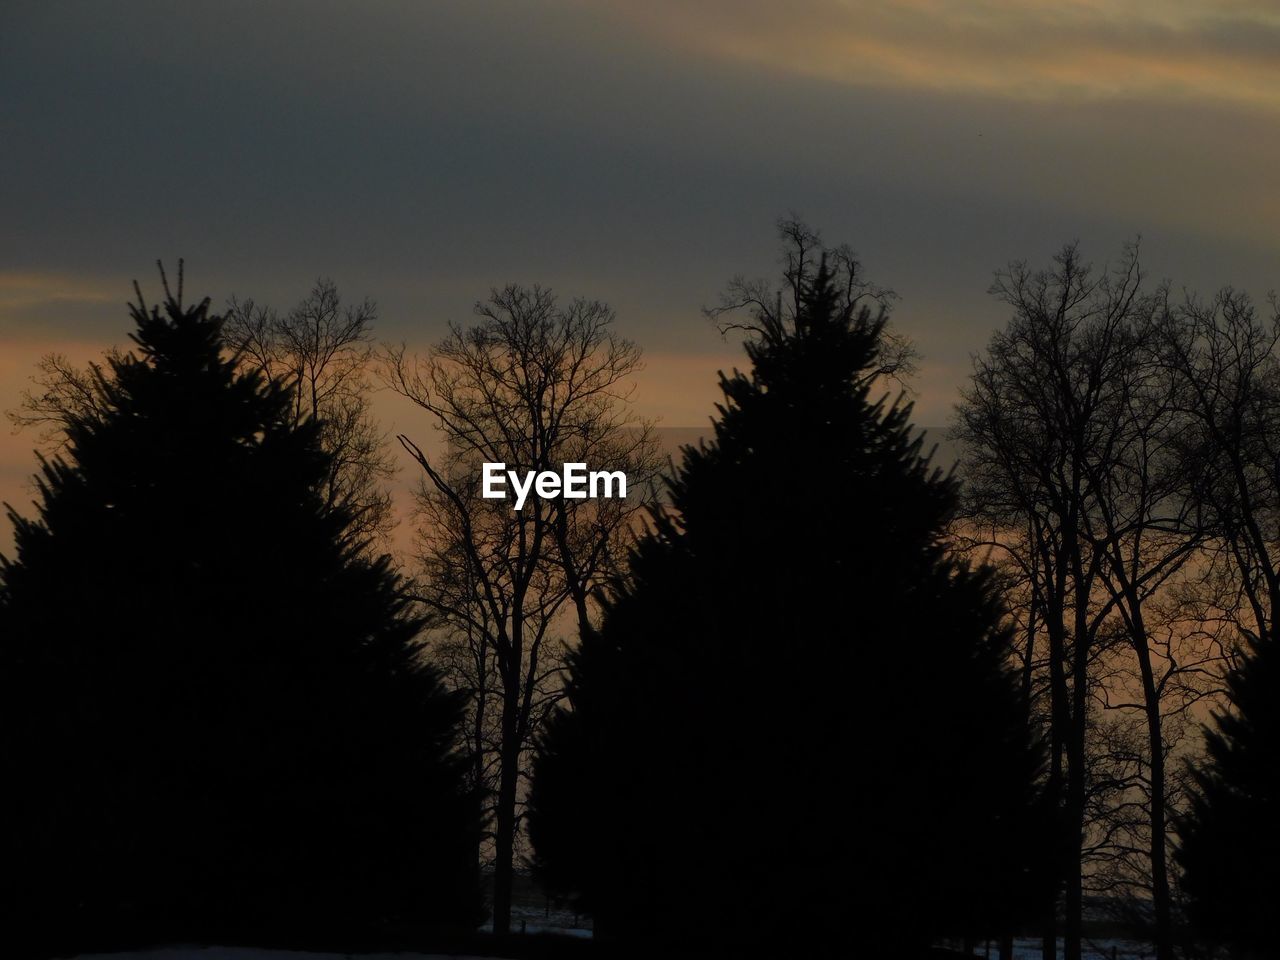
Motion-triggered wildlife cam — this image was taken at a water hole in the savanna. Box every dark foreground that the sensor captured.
[27,925,989,960]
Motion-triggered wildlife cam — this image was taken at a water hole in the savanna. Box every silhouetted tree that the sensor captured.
[224,279,396,545]
[0,265,479,951]
[11,278,396,548]
[1165,288,1280,960]
[382,285,661,934]
[1155,288,1280,651]
[529,222,1055,955]
[1176,632,1279,959]
[955,244,1217,960]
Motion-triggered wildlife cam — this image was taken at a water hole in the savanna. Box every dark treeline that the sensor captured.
[0,272,480,954]
[528,226,1056,957]
[0,227,1275,960]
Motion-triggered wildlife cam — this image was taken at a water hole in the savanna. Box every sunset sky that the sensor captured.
[4,0,1279,552]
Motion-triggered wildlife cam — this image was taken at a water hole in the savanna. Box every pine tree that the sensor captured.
[1176,634,1279,958]
[0,266,479,949]
[529,232,1056,954]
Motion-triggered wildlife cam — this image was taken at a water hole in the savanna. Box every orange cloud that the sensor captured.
[0,271,116,312]
[582,0,1280,110]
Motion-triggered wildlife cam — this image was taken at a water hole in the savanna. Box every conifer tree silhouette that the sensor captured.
[0,265,479,950]
[1176,634,1279,958]
[529,229,1056,955]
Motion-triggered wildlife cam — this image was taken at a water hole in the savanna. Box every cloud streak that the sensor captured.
[0,273,125,340]
[587,0,1280,109]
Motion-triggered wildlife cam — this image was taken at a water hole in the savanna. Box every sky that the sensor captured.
[3,0,1279,548]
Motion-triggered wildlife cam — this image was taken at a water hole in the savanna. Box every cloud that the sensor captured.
[2,0,1278,457]
[0,273,129,341]
[583,0,1280,109]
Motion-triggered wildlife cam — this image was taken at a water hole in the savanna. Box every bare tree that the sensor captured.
[8,349,124,446]
[1072,286,1207,960]
[382,283,661,934]
[1156,288,1280,650]
[955,243,1215,960]
[224,279,395,545]
[1083,583,1230,950]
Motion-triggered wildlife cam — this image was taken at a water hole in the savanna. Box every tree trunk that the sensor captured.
[1063,631,1088,960]
[1146,705,1173,960]
[491,689,521,936]
[1064,689,1086,960]
[1043,577,1068,960]
[1065,524,1090,960]
[1063,802,1083,960]
[472,687,488,882]
[1131,628,1173,960]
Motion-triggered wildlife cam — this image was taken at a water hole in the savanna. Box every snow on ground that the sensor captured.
[988,939,1155,960]
[79,936,1158,960]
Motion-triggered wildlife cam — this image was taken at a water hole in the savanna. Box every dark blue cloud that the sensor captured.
[2,0,1278,423]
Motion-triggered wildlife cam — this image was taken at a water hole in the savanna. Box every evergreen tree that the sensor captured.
[0,266,479,950]
[1176,634,1279,958]
[529,227,1056,954]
